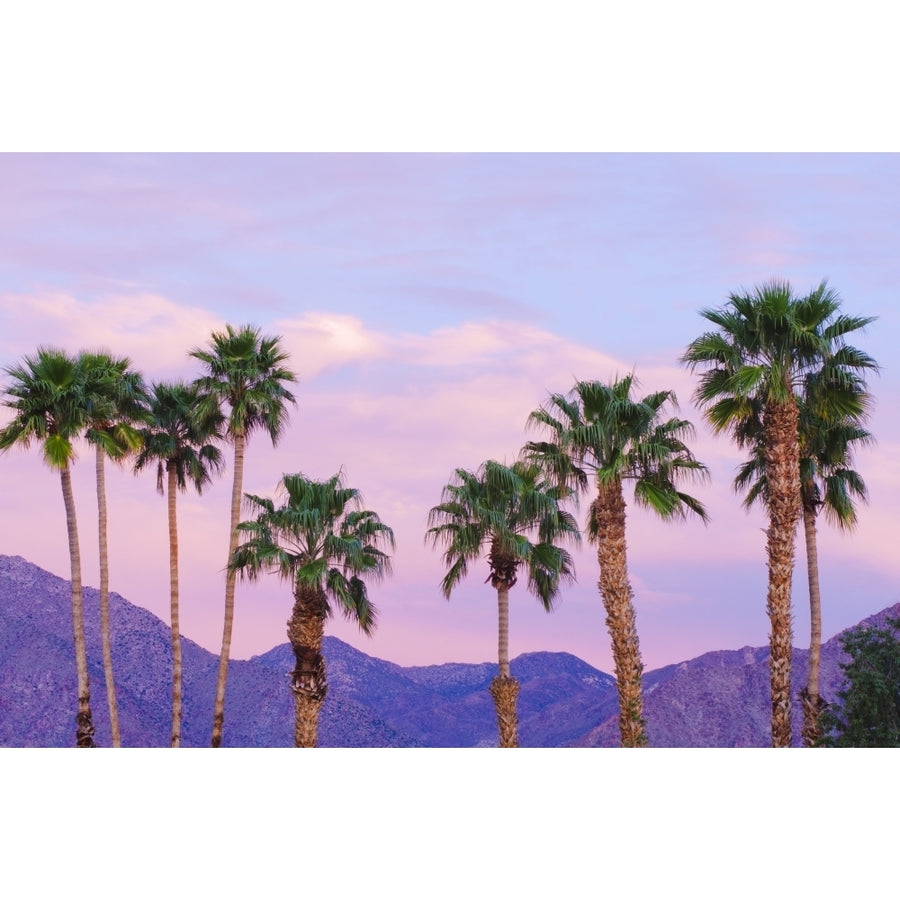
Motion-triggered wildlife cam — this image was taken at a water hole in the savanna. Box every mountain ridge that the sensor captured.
[2,553,895,747]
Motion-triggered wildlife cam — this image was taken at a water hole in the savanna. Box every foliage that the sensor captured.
[0,347,91,466]
[133,381,225,494]
[230,471,395,635]
[819,617,900,747]
[190,323,297,442]
[733,383,873,526]
[79,351,148,461]
[426,459,579,607]
[524,373,709,522]
[681,278,878,432]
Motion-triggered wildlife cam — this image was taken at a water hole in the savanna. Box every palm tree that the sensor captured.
[190,324,297,747]
[134,381,225,747]
[230,471,394,747]
[682,279,877,747]
[0,348,98,747]
[525,374,708,747]
[426,459,579,747]
[80,350,148,748]
[734,383,873,746]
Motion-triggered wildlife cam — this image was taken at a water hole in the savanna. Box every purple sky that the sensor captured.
[1,153,897,675]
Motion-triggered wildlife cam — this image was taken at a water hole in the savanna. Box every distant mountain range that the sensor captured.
[1,554,894,747]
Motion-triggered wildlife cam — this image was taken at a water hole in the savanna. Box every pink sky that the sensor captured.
[1,154,897,675]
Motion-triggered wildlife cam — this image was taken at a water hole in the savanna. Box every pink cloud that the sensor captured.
[0,290,223,378]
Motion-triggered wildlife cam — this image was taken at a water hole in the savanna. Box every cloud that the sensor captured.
[275,311,387,378]
[0,290,223,378]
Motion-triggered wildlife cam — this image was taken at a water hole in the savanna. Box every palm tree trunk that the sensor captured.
[96,446,121,747]
[61,463,95,748]
[801,503,825,747]
[594,479,647,747]
[167,464,183,748]
[287,584,328,748]
[211,431,245,747]
[763,398,801,748]
[496,579,511,678]
[490,581,519,747]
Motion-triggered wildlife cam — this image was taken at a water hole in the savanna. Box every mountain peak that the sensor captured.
[1,554,893,747]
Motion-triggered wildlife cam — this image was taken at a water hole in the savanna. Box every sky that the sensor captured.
[1,152,897,676]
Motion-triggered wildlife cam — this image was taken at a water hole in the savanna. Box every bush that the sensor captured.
[819,616,900,747]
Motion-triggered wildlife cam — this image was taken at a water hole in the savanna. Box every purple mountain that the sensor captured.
[1,554,892,747]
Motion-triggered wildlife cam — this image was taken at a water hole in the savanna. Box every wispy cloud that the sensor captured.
[0,290,222,376]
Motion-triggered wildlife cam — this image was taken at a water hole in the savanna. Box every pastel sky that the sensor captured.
[1,153,897,676]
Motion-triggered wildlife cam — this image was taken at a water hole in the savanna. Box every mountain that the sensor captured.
[1,554,894,747]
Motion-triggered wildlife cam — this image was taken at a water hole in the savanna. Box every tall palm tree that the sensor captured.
[134,381,225,747]
[682,279,877,747]
[525,374,708,747]
[734,384,873,746]
[426,459,579,747]
[80,350,148,748]
[230,471,394,747]
[190,324,297,748]
[0,348,98,747]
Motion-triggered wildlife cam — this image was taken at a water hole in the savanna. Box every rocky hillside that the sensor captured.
[1,554,893,747]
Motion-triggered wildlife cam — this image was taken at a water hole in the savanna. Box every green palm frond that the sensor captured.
[189,324,297,446]
[526,374,709,532]
[229,471,393,633]
[133,381,225,495]
[0,347,94,471]
[684,278,877,424]
[730,355,874,531]
[427,458,580,605]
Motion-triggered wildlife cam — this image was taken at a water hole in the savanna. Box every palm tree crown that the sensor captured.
[190,323,297,443]
[427,459,579,610]
[682,279,877,433]
[734,394,873,529]
[525,374,709,523]
[0,348,92,466]
[232,472,395,633]
[80,351,148,462]
[134,381,225,496]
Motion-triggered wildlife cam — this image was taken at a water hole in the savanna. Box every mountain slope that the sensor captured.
[1,554,894,747]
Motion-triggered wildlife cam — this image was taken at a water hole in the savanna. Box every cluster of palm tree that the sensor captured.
[0,278,879,749]
[428,377,709,747]
[428,279,876,749]
[0,325,392,747]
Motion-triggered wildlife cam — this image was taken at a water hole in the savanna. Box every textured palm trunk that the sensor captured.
[96,446,121,747]
[496,579,511,678]
[61,463,95,748]
[594,479,647,747]
[211,430,245,747]
[763,398,801,748]
[287,583,328,748]
[167,464,183,748]
[800,502,825,747]
[490,580,519,747]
